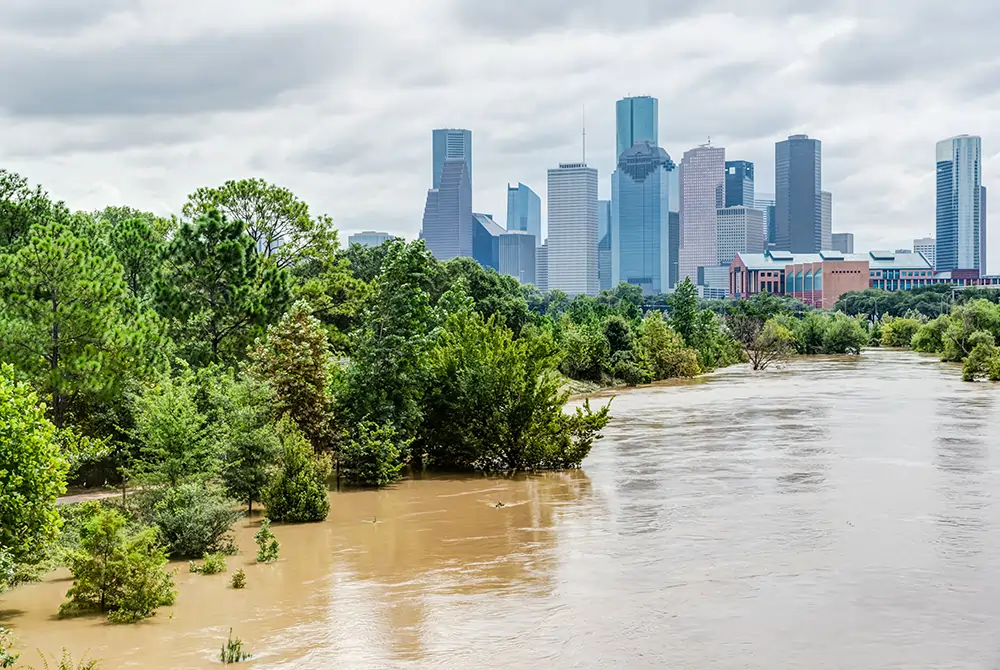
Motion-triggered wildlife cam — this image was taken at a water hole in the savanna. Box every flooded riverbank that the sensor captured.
[4,350,1000,668]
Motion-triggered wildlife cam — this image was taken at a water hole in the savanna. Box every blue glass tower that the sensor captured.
[725,160,755,208]
[506,183,542,247]
[472,213,504,270]
[775,134,822,253]
[611,142,676,295]
[936,135,982,273]
[432,129,472,190]
[615,96,658,160]
[598,200,612,291]
[421,158,472,261]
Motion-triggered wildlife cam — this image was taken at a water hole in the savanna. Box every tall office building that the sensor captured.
[982,185,988,273]
[611,141,676,295]
[616,96,658,159]
[775,134,822,253]
[421,158,472,261]
[914,236,937,268]
[831,232,854,254]
[472,213,504,270]
[668,169,680,288]
[536,242,549,291]
[717,207,764,266]
[506,183,542,247]
[547,163,599,296]
[936,135,982,273]
[755,193,776,245]
[821,190,832,250]
[432,129,472,189]
[348,231,395,247]
[498,230,536,285]
[724,161,755,208]
[678,144,726,283]
[598,200,612,291]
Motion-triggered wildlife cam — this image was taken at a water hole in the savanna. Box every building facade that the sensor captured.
[506,183,542,247]
[472,213,504,270]
[914,237,936,268]
[831,232,854,254]
[611,142,676,295]
[498,230,536,285]
[615,96,658,160]
[536,243,549,291]
[547,163,599,296]
[775,134,822,253]
[598,199,612,291]
[936,134,982,274]
[755,193,776,246]
[982,185,988,273]
[717,206,765,266]
[432,129,472,190]
[725,160,755,208]
[421,158,472,261]
[348,231,395,247]
[821,190,832,250]
[678,144,726,283]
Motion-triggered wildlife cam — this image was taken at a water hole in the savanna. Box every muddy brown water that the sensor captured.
[4,349,1000,668]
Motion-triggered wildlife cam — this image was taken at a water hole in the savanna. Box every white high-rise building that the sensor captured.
[914,236,937,269]
[547,163,599,296]
[821,190,832,250]
[717,207,765,266]
[678,144,726,282]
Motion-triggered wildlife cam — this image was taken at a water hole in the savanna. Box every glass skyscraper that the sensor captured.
[775,134,822,253]
[615,96,658,160]
[472,213,504,270]
[724,161,754,208]
[598,200,612,291]
[506,183,542,247]
[432,129,472,190]
[421,158,472,261]
[611,142,676,295]
[936,135,982,273]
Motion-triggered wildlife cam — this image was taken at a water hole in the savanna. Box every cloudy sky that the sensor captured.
[1,0,997,268]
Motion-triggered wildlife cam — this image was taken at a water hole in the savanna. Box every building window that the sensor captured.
[795,271,803,293]
[786,273,794,294]
[804,270,813,291]
[814,268,823,291]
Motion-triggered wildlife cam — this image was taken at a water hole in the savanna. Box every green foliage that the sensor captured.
[442,257,532,335]
[263,421,331,523]
[637,314,700,381]
[559,321,610,382]
[667,278,699,346]
[254,520,279,563]
[60,508,175,623]
[821,314,869,355]
[230,568,247,589]
[131,484,240,558]
[0,364,68,570]
[220,629,252,664]
[0,169,68,251]
[962,342,996,381]
[912,316,948,353]
[340,422,406,487]
[189,552,227,575]
[835,285,953,320]
[0,627,17,668]
[249,301,334,450]
[879,316,922,348]
[107,216,164,301]
[217,377,279,516]
[0,221,164,427]
[33,648,101,670]
[155,209,290,364]
[794,314,829,355]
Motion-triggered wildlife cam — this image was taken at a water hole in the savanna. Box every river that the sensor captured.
[3,349,1000,669]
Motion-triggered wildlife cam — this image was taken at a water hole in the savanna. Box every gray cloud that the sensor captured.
[0,0,140,34]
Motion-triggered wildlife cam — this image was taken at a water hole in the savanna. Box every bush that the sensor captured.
[230,569,247,589]
[339,422,405,487]
[220,629,252,664]
[132,484,241,558]
[611,357,644,387]
[34,649,101,670]
[821,314,868,354]
[963,342,996,381]
[637,315,700,380]
[263,422,331,523]
[189,552,227,575]
[60,508,175,623]
[880,317,922,348]
[254,520,279,563]
[912,315,948,353]
[0,627,17,668]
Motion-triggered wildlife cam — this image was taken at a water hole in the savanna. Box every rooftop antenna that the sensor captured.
[582,105,587,164]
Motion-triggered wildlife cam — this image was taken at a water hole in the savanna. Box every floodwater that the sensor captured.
[4,349,1000,669]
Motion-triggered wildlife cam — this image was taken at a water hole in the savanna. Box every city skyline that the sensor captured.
[0,2,996,272]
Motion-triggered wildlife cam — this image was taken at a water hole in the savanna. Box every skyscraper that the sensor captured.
[611,141,676,295]
[668,169,680,288]
[598,200,612,291]
[536,243,549,291]
[716,207,764,266]
[506,183,542,247]
[914,237,937,268]
[421,158,472,261]
[615,96,658,160]
[775,134,822,253]
[724,161,755,208]
[432,129,472,190]
[936,134,982,273]
[821,190,832,250]
[472,213,504,270]
[348,231,395,247]
[982,185,988,273]
[755,192,776,245]
[678,144,726,283]
[832,232,854,254]
[499,230,536,285]
[547,163,599,296]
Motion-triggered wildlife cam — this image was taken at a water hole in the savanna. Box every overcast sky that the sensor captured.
[1,0,997,269]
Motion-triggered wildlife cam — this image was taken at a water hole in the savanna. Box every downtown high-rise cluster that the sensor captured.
[411,101,987,297]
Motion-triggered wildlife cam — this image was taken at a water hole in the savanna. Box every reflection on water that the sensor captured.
[5,350,1000,668]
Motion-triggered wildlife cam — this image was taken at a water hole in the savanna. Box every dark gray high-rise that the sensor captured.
[724,161,754,208]
[775,134,822,253]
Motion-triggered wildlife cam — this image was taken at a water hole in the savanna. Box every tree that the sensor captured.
[442,257,532,335]
[0,222,164,427]
[131,366,215,487]
[107,216,164,301]
[249,301,334,451]
[290,252,368,351]
[218,378,279,516]
[131,484,241,558]
[182,178,336,270]
[155,209,290,363]
[637,314,700,380]
[339,422,406,487]
[730,317,796,371]
[0,169,68,252]
[263,420,331,523]
[821,314,869,354]
[60,508,175,623]
[667,277,699,346]
[341,241,392,283]
[0,364,68,571]
[880,316,923,348]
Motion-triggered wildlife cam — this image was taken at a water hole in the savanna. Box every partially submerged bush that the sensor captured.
[230,569,247,589]
[131,484,241,558]
[262,421,330,523]
[339,422,405,488]
[189,552,228,575]
[254,520,279,564]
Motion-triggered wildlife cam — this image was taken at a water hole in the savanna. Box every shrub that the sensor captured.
[821,314,868,354]
[189,552,228,575]
[230,569,247,589]
[35,649,101,670]
[962,341,996,381]
[254,520,279,563]
[637,315,699,380]
[132,484,241,558]
[60,508,175,623]
[912,315,948,353]
[220,629,252,664]
[0,627,17,668]
[262,421,331,523]
[611,357,644,387]
[880,317,922,348]
[339,422,405,487]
